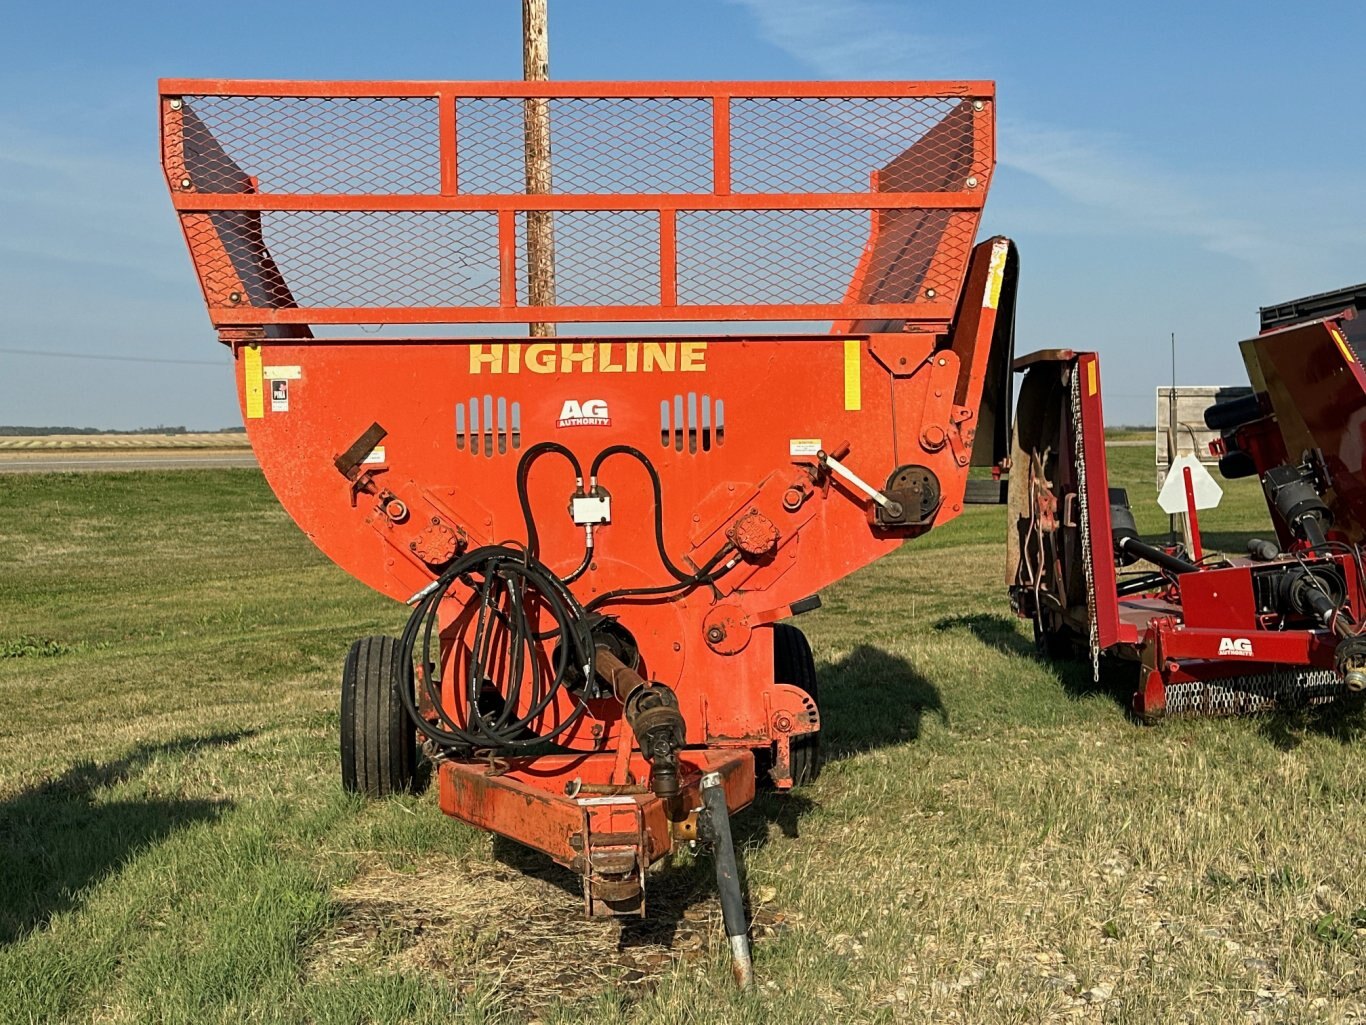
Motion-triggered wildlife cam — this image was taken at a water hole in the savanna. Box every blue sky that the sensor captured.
[1,0,1362,428]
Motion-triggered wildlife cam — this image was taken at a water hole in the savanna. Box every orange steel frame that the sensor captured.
[160,79,993,328]
[159,79,1012,913]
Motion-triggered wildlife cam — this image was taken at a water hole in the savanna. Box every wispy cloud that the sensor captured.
[996,118,1364,290]
[725,0,970,79]
[998,118,1288,276]
[724,0,1354,291]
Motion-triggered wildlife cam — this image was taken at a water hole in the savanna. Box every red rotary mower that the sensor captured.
[159,78,1017,984]
[1008,284,1366,720]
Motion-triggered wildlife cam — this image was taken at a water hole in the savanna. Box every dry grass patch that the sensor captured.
[308,853,796,1018]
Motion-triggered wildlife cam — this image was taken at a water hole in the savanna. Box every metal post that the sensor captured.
[522,0,556,337]
[1166,331,1179,542]
[700,771,754,989]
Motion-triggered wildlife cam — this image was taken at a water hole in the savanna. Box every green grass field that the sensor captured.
[3,448,1365,1024]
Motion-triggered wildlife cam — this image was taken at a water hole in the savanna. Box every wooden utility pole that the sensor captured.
[523,0,556,337]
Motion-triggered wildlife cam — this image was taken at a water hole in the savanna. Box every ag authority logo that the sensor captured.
[556,399,611,428]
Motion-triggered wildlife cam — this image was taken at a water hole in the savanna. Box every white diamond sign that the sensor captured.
[1158,454,1224,514]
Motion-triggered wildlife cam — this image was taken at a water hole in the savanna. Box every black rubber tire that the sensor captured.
[964,478,1008,505]
[340,636,417,797]
[773,623,821,786]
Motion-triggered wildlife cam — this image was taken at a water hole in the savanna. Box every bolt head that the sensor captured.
[925,288,937,299]
[972,99,984,111]
[228,291,242,303]
[966,176,979,188]
[706,626,726,644]
[179,177,192,189]
[169,98,183,110]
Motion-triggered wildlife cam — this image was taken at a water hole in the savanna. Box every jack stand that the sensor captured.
[700,771,754,989]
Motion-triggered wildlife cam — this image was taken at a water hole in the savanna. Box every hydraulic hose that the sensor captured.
[589,445,698,583]
[395,544,595,753]
[399,445,736,754]
[1114,536,1198,576]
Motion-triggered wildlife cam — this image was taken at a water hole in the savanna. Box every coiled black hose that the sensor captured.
[394,444,737,753]
[395,544,596,753]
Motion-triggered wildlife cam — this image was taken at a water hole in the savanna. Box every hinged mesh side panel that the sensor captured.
[457,98,714,195]
[180,96,441,194]
[730,97,986,193]
[187,211,501,308]
[515,211,660,306]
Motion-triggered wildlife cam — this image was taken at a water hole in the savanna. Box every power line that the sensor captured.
[0,347,224,368]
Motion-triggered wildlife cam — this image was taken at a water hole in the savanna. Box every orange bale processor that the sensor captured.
[159,79,1016,984]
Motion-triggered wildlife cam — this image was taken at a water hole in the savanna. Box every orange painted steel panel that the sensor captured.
[161,80,1011,893]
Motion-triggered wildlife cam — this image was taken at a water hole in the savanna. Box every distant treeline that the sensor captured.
[0,426,247,436]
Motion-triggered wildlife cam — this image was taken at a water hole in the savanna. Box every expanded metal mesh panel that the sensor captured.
[919,212,980,302]
[515,211,660,306]
[181,96,441,194]
[187,211,501,308]
[676,209,972,307]
[1163,669,1344,718]
[678,210,870,306]
[730,97,983,193]
[162,83,994,325]
[456,98,713,195]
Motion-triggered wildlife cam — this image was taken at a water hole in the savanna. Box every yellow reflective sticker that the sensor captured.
[843,339,862,410]
[244,345,264,419]
[983,240,1008,309]
[1086,359,1097,397]
[1331,326,1355,363]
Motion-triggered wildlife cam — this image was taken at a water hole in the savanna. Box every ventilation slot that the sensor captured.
[659,393,723,453]
[456,396,521,456]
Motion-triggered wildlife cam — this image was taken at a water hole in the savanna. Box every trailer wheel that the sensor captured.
[341,636,417,797]
[774,623,821,786]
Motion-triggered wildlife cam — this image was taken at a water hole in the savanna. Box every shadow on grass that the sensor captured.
[492,643,944,952]
[816,642,948,757]
[0,732,244,945]
[933,611,1138,712]
[1256,692,1366,751]
[932,614,1366,749]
